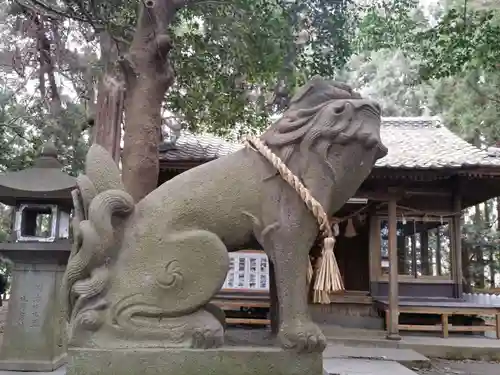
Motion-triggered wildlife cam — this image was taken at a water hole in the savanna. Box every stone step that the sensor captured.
[0,355,424,375]
[323,344,430,369]
[0,368,65,375]
[0,361,418,375]
[323,358,420,375]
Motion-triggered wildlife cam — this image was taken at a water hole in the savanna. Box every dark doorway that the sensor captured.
[334,218,370,291]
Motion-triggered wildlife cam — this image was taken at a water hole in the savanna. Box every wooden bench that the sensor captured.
[212,290,271,326]
[375,298,500,339]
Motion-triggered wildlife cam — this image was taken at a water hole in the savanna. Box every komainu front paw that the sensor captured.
[278,320,327,353]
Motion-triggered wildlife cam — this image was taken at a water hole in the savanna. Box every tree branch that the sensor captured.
[20,0,87,22]
[172,0,218,9]
[1,117,32,142]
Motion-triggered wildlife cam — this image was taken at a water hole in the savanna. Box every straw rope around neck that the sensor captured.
[245,136,344,303]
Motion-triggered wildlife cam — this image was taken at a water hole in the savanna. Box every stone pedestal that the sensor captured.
[67,347,323,375]
[0,140,75,371]
[0,261,67,371]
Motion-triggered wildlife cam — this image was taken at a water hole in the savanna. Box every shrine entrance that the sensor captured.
[334,218,370,292]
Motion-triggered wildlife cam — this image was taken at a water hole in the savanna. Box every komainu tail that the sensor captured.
[62,144,134,330]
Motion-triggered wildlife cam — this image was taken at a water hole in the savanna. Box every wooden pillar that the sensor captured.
[421,231,430,276]
[453,192,463,298]
[386,198,401,340]
[436,229,442,276]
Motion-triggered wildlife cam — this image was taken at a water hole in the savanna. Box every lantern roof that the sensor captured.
[0,141,76,206]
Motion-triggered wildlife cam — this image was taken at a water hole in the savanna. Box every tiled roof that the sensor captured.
[377,117,500,169]
[159,117,500,170]
[160,132,243,162]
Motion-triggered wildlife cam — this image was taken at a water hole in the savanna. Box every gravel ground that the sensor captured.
[417,359,500,375]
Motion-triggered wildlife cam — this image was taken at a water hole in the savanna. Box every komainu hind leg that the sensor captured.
[191,308,225,349]
[111,229,230,348]
[205,302,227,332]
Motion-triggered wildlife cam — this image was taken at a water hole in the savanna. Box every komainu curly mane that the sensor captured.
[261,77,387,166]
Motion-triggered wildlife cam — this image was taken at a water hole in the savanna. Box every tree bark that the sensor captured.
[121,0,178,202]
[91,33,124,164]
[22,9,63,140]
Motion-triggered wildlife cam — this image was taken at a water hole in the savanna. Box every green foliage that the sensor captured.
[167,0,293,136]
[166,0,360,135]
[0,85,89,176]
[352,1,500,144]
[353,1,500,81]
[429,71,500,143]
[0,4,91,176]
[23,0,361,136]
[339,48,435,116]
[462,200,500,289]
[0,88,41,172]
[354,0,424,52]
[414,7,500,80]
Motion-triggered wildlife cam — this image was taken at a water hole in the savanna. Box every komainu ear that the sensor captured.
[85,144,125,194]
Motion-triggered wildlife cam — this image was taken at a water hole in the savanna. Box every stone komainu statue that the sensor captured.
[62,77,387,353]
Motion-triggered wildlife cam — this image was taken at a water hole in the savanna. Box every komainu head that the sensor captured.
[261,76,388,210]
[261,76,388,161]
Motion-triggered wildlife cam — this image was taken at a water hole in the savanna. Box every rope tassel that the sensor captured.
[307,258,314,285]
[313,237,344,300]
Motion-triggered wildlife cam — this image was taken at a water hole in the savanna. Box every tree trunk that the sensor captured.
[92,78,124,163]
[23,9,62,140]
[91,33,124,164]
[120,1,177,202]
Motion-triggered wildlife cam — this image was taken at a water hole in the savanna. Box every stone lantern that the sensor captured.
[0,141,76,371]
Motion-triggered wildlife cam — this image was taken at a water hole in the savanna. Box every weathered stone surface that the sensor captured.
[0,263,67,371]
[67,347,323,375]
[62,77,387,356]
